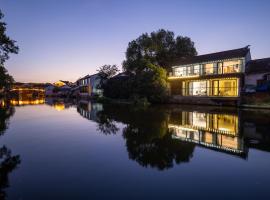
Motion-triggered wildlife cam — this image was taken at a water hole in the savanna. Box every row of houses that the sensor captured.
[45,74,103,98]
[45,46,270,104]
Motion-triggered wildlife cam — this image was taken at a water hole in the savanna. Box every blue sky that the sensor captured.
[1,0,270,82]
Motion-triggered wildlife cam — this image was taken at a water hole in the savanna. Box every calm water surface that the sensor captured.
[0,98,270,199]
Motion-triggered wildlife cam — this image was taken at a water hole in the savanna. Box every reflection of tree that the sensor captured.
[96,104,195,170]
[123,126,195,170]
[0,146,21,199]
[0,104,15,136]
[96,111,119,135]
[0,101,21,200]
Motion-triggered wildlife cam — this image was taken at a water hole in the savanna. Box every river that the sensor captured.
[0,98,270,199]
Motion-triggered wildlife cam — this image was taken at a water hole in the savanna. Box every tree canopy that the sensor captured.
[123,29,197,73]
[0,10,19,90]
[97,64,119,79]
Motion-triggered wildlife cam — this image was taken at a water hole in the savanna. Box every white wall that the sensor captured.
[245,73,265,86]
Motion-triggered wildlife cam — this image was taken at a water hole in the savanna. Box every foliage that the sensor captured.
[0,65,14,90]
[103,29,196,103]
[0,10,19,90]
[133,63,169,103]
[97,64,119,79]
[103,63,169,103]
[123,29,197,73]
[103,73,135,99]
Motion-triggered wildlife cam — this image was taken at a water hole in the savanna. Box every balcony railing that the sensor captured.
[170,64,240,78]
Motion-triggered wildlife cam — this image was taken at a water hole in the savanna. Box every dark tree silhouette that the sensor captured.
[0,9,19,90]
[123,29,197,73]
[0,102,20,200]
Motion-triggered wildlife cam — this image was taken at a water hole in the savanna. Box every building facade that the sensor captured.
[245,58,270,91]
[76,73,103,97]
[168,46,251,104]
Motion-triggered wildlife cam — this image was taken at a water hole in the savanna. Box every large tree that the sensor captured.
[0,10,19,90]
[123,29,197,73]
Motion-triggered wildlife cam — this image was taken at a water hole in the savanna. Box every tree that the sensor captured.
[123,29,197,73]
[0,9,19,90]
[133,63,169,103]
[97,64,119,90]
[97,64,119,79]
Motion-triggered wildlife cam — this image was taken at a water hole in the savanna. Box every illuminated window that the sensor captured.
[188,81,207,96]
[218,79,238,96]
[204,63,214,75]
[223,60,241,73]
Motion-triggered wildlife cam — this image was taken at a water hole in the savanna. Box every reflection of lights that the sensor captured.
[10,88,45,92]
[53,103,65,111]
[10,99,45,106]
[218,128,230,132]
[168,125,196,132]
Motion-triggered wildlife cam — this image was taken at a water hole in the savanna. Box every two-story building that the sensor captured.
[76,73,103,97]
[168,46,251,105]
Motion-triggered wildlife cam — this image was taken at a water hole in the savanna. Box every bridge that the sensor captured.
[9,86,45,100]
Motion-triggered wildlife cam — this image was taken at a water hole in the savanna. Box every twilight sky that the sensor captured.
[1,0,270,83]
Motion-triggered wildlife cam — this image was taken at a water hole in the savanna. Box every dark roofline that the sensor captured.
[246,57,270,74]
[172,46,250,66]
[76,72,102,82]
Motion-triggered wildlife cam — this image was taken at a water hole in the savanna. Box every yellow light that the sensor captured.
[53,103,65,111]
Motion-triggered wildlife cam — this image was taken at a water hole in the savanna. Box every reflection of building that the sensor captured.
[169,46,251,105]
[45,98,74,111]
[77,101,103,121]
[169,111,245,155]
[10,98,45,106]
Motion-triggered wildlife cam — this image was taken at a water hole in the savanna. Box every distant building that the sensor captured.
[76,73,103,97]
[245,58,270,91]
[45,84,55,96]
[53,80,66,87]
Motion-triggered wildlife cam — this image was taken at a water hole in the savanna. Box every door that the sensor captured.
[212,80,219,96]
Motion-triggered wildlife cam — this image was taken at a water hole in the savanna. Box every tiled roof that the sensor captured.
[246,57,270,74]
[172,46,250,66]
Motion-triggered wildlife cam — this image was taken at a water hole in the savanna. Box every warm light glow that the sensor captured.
[53,81,66,87]
[10,88,45,92]
[10,99,45,106]
[53,103,65,111]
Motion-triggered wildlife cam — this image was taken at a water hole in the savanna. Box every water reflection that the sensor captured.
[168,110,245,156]
[10,99,45,106]
[45,98,75,111]
[0,100,21,200]
[9,98,270,171]
[91,104,270,169]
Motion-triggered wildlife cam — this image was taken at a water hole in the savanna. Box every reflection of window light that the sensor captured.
[218,128,231,132]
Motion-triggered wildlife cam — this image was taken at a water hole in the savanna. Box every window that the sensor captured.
[218,79,238,96]
[188,81,207,96]
[173,67,186,76]
[218,62,223,74]
[223,60,241,73]
[194,65,200,75]
[204,63,214,75]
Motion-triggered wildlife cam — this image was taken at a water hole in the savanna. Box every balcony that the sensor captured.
[169,64,241,79]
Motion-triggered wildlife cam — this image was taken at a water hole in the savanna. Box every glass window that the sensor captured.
[173,67,186,76]
[193,65,200,75]
[188,81,207,96]
[219,79,238,96]
[204,63,214,75]
[223,60,241,73]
